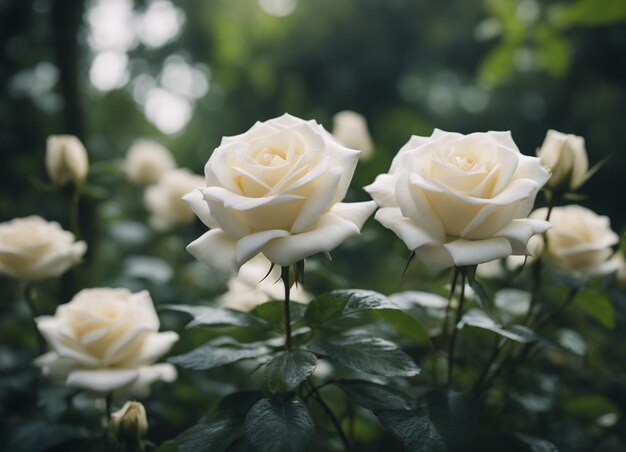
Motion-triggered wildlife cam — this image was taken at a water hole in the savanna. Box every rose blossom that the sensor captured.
[35,288,178,396]
[332,111,374,161]
[0,216,87,282]
[46,135,89,188]
[183,113,376,273]
[537,130,590,192]
[124,139,176,186]
[365,130,551,268]
[218,254,311,311]
[144,168,205,230]
[534,205,620,277]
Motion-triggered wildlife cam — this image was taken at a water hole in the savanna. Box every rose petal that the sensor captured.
[203,186,304,211]
[66,368,139,393]
[364,174,398,208]
[236,229,290,265]
[374,207,439,251]
[36,317,101,367]
[418,238,513,268]
[117,364,177,398]
[123,331,179,367]
[182,189,218,228]
[187,229,239,273]
[494,219,551,254]
[262,201,375,265]
[291,170,341,233]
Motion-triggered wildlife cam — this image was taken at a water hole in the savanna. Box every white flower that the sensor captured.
[535,205,620,277]
[537,130,590,192]
[124,139,176,186]
[0,216,86,282]
[184,113,376,273]
[332,111,374,161]
[218,254,311,311]
[46,135,89,188]
[365,129,551,268]
[614,251,626,287]
[144,168,204,230]
[35,288,178,397]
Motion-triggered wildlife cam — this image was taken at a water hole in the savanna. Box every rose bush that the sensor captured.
[144,168,204,230]
[534,205,621,277]
[184,113,376,272]
[0,216,87,282]
[365,130,551,267]
[537,130,590,192]
[35,288,178,396]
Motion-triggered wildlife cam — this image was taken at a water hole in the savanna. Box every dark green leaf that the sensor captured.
[244,397,314,452]
[7,421,91,452]
[575,289,615,329]
[514,433,559,452]
[459,309,537,343]
[164,305,268,329]
[304,289,396,326]
[252,301,307,328]
[176,414,241,452]
[376,390,477,451]
[169,339,271,370]
[339,379,415,411]
[471,280,495,316]
[369,309,430,344]
[219,391,264,420]
[307,335,420,377]
[265,350,317,394]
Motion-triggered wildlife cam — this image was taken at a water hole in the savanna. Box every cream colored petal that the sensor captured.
[187,229,239,274]
[182,189,218,228]
[374,207,439,251]
[66,368,139,393]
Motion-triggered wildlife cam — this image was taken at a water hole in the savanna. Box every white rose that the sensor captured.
[537,130,589,192]
[365,130,551,268]
[0,216,87,282]
[535,205,620,277]
[124,140,176,186]
[218,254,311,311]
[144,168,204,230]
[46,135,89,188]
[183,113,376,273]
[332,111,374,161]
[35,288,178,397]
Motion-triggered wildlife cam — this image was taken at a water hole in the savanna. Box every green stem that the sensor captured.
[305,380,350,450]
[281,266,292,351]
[441,267,459,343]
[447,268,467,387]
[472,336,505,396]
[66,189,80,239]
[19,283,46,354]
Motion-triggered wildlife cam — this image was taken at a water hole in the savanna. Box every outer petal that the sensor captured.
[236,229,290,265]
[494,219,551,254]
[123,331,179,367]
[130,290,160,330]
[374,207,439,251]
[34,351,76,381]
[417,238,513,268]
[202,186,303,211]
[36,317,101,367]
[182,189,218,228]
[290,170,341,233]
[364,174,398,208]
[66,368,139,393]
[26,241,87,281]
[262,201,375,265]
[117,364,178,398]
[187,229,239,273]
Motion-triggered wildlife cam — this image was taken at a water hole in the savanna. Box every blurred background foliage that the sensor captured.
[1,0,626,450]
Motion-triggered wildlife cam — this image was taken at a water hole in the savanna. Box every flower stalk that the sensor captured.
[447,267,467,387]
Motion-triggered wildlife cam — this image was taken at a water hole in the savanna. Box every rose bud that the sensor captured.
[111,401,148,452]
[537,130,590,193]
[46,135,89,188]
[332,110,374,161]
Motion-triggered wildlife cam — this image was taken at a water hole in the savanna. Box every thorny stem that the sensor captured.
[305,380,350,450]
[447,268,467,387]
[281,266,292,351]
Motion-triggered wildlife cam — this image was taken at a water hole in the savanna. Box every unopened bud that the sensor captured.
[46,135,89,188]
[111,401,148,452]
